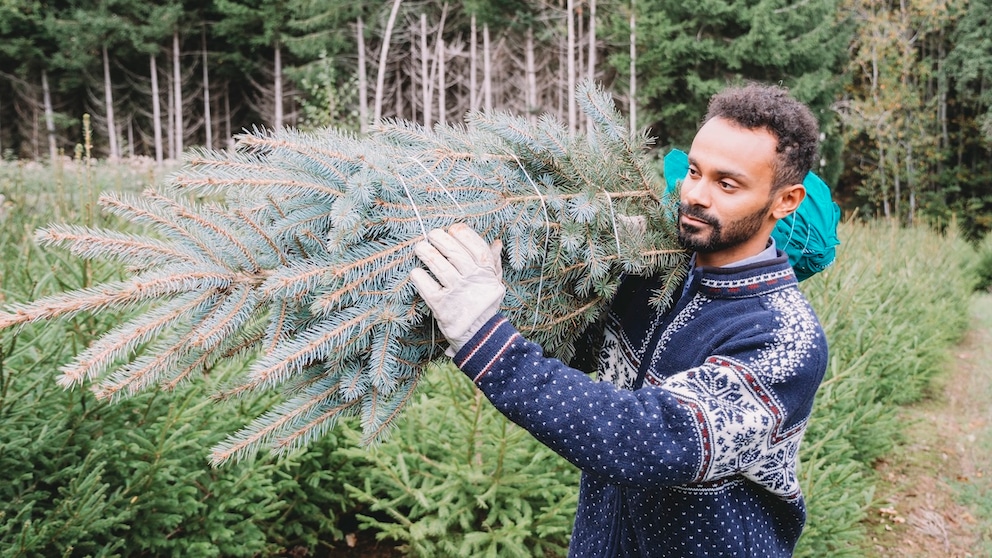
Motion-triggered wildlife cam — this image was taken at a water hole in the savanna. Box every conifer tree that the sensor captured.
[0,83,686,465]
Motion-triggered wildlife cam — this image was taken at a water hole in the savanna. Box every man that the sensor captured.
[409,83,829,557]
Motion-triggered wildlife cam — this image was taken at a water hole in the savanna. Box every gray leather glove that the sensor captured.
[410,223,505,356]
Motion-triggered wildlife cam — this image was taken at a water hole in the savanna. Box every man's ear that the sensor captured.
[771,184,806,220]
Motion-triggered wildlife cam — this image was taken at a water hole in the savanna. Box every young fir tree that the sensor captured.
[0,83,686,465]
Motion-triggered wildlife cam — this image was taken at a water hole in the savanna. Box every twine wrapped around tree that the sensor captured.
[0,83,687,465]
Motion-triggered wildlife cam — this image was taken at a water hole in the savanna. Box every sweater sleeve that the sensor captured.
[454,314,705,487]
[454,313,821,500]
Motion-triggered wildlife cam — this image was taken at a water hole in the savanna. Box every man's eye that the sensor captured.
[720,182,737,190]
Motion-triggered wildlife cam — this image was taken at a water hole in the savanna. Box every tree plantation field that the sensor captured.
[0,161,984,556]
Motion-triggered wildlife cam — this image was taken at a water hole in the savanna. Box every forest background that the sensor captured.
[1,0,991,236]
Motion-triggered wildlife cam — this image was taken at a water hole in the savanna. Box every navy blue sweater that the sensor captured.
[453,252,828,557]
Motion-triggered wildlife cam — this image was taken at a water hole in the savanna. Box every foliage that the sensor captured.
[0,85,686,465]
[794,220,975,556]
[605,0,849,173]
[0,167,363,556]
[341,362,579,557]
[945,0,992,145]
[973,234,992,292]
[292,52,361,132]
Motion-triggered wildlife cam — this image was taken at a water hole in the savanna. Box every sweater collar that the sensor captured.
[694,251,797,298]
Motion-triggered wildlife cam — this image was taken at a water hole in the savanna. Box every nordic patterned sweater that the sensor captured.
[452,251,829,557]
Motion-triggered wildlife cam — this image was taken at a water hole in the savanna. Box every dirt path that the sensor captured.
[865,294,992,556]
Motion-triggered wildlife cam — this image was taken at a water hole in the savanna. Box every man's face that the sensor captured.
[677,117,780,268]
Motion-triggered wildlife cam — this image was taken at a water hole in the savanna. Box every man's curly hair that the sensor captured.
[703,83,820,190]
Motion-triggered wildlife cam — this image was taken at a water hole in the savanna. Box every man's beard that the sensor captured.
[677,200,772,254]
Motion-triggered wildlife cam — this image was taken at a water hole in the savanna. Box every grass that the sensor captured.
[951,294,992,553]
[794,220,977,557]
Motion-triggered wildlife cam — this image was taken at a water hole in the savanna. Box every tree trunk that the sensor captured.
[438,36,446,126]
[567,0,577,135]
[167,60,175,159]
[586,0,597,134]
[470,14,478,112]
[273,41,284,129]
[102,45,120,159]
[127,119,134,157]
[356,16,369,134]
[374,0,403,122]
[938,40,948,150]
[173,30,183,157]
[150,54,164,164]
[420,13,430,126]
[577,4,584,100]
[879,137,890,218]
[893,157,901,222]
[42,70,57,162]
[225,86,233,149]
[428,3,448,125]
[483,23,492,111]
[906,141,915,225]
[629,0,637,133]
[202,26,213,150]
[526,26,537,124]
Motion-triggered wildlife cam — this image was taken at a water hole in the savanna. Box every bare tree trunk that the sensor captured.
[172,30,183,156]
[274,40,283,129]
[483,23,493,111]
[588,0,597,79]
[893,153,901,221]
[567,0,577,135]
[438,36,446,126]
[586,0,597,133]
[374,0,403,121]
[577,5,584,100]
[127,119,134,157]
[879,138,890,218]
[470,13,478,112]
[102,46,120,159]
[937,40,948,150]
[41,70,57,161]
[167,61,175,159]
[202,26,213,150]
[356,16,369,134]
[150,54,164,164]
[526,26,537,124]
[428,3,448,124]
[420,13,430,126]
[629,0,637,133]
[906,142,915,224]
[225,86,233,149]
[395,58,406,119]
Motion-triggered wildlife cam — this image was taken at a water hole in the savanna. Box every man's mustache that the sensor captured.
[679,203,716,226]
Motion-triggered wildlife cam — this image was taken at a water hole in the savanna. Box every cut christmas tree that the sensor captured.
[0,83,687,465]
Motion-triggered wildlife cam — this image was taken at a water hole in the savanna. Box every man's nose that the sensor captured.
[681,178,711,208]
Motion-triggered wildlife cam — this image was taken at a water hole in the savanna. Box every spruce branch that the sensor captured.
[0,82,688,465]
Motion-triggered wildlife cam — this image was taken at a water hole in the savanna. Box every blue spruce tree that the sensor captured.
[0,83,686,464]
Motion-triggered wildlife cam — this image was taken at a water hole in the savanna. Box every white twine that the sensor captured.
[513,155,551,331]
[397,174,428,241]
[601,189,623,255]
[409,156,465,215]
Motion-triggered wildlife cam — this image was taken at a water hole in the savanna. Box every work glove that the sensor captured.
[410,223,505,356]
